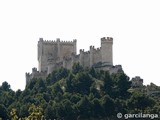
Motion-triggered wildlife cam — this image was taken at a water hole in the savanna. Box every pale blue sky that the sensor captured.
[0,0,160,91]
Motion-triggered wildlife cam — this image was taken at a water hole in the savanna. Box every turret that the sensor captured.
[38,38,44,72]
[90,46,94,67]
[101,37,113,65]
[73,39,77,54]
[25,72,31,84]
[79,49,84,66]
[57,38,61,60]
[32,67,38,76]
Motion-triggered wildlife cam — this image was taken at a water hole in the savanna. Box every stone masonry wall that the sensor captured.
[26,37,117,84]
[38,38,76,72]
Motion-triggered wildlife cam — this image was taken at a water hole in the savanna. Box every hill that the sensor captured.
[0,63,160,120]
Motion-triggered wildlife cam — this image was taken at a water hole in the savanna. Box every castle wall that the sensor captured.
[26,68,47,84]
[65,58,72,69]
[55,61,63,69]
[72,55,80,64]
[38,38,76,72]
[93,48,102,64]
[83,52,90,68]
[59,43,75,60]
[47,63,56,74]
[26,37,115,84]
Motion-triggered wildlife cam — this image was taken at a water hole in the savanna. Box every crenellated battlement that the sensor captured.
[60,39,77,43]
[90,46,101,54]
[101,37,113,43]
[26,36,115,84]
[38,38,76,45]
[32,67,38,72]
[90,45,95,49]
[25,72,31,77]
[83,51,90,55]
[80,46,101,54]
[38,38,56,44]
[79,49,85,53]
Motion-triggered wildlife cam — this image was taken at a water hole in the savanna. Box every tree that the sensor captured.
[15,89,22,100]
[89,67,97,78]
[70,93,81,104]
[44,105,56,119]
[73,72,93,95]
[72,63,83,74]
[100,95,115,117]
[91,98,103,118]
[77,96,92,119]
[1,81,11,91]
[61,99,76,119]
[111,73,131,98]
[65,73,74,93]
[127,92,155,112]
[10,108,18,120]
[0,104,8,119]
[103,71,113,96]
[19,105,29,118]
[28,104,44,120]
[56,68,69,81]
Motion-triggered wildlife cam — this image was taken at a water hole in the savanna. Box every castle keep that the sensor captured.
[26,37,122,84]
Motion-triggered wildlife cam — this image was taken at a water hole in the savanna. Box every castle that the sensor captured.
[26,37,122,84]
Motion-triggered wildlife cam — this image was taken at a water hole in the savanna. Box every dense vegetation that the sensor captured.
[0,63,160,120]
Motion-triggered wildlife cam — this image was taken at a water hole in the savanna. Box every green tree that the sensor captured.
[103,71,113,96]
[44,105,56,119]
[65,73,75,93]
[28,104,44,120]
[73,72,93,94]
[72,63,83,74]
[100,95,115,117]
[10,108,18,120]
[61,99,76,119]
[128,92,155,112]
[0,104,8,119]
[70,93,81,104]
[91,98,103,118]
[77,96,92,119]
[89,67,97,78]
[112,73,131,98]
[19,105,29,118]
[15,89,22,100]
[1,81,11,91]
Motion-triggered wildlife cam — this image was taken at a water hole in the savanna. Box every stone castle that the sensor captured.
[26,37,122,84]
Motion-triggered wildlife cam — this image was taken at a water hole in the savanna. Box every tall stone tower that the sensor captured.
[101,37,113,65]
[37,38,77,72]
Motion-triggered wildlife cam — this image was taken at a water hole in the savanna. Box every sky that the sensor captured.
[0,0,160,91]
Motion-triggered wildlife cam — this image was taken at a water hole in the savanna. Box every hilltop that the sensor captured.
[0,63,160,119]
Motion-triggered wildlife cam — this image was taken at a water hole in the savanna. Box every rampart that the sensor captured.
[26,37,123,84]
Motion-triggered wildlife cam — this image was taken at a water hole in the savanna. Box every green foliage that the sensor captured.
[10,108,18,120]
[72,62,83,74]
[0,63,159,119]
[100,95,115,117]
[1,81,11,91]
[103,71,113,96]
[77,96,92,119]
[28,104,44,120]
[127,92,155,112]
[0,104,8,119]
